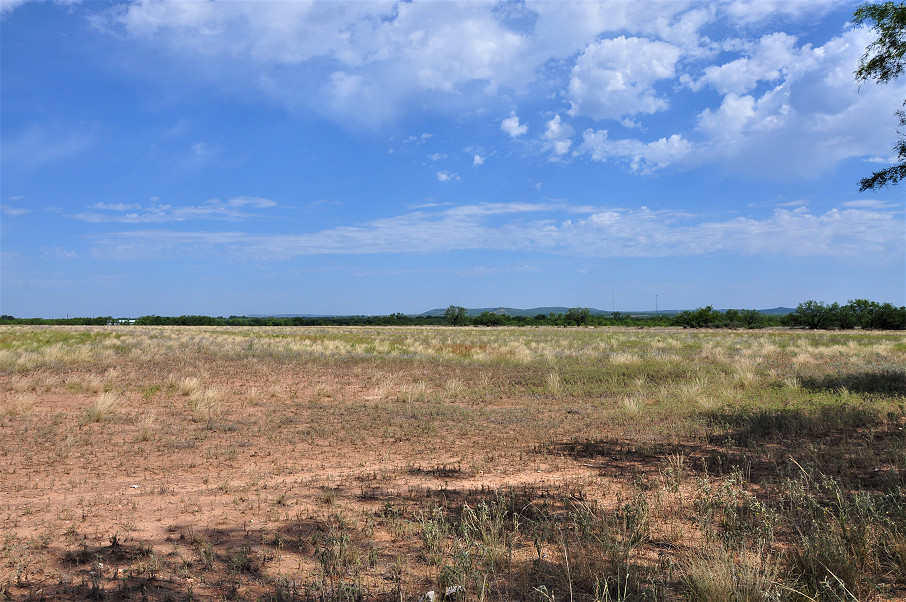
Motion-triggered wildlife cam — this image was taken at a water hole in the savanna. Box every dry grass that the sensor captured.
[187,385,224,422]
[0,325,903,600]
[680,544,781,601]
[1,392,34,417]
[83,390,120,423]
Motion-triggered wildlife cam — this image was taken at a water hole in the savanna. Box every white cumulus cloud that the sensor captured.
[58,1,901,179]
[501,111,528,137]
[567,36,681,121]
[693,26,902,178]
[436,171,460,182]
[100,1,532,129]
[544,114,574,158]
[578,130,693,173]
[689,32,802,95]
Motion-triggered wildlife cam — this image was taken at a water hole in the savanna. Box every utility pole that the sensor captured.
[611,291,615,314]
[655,294,658,314]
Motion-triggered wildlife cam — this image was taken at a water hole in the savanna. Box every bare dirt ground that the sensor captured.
[1,326,904,600]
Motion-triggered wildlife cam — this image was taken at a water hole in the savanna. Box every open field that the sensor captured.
[1,325,905,601]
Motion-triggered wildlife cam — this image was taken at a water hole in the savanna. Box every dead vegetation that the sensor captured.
[0,325,904,600]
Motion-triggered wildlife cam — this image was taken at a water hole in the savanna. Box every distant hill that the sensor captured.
[246,306,796,319]
[753,307,796,315]
[421,306,796,317]
[420,306,601,317]
[245,313,329,318]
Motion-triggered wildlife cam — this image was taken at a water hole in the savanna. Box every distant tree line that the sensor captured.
[0,299,903,329]
[670,300,906,330]
[784,299,906,330]
[132,314,447,327]
[0,315,118,326]
[669,306,780,329]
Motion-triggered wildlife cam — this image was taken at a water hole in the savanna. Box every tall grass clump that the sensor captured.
[562,493,651,594]
[136,411,157,442]
[546,371,562,396]
[1,394,35,417]
[783,474,906,601]
[679,543,781,602]
[83,391,119,423]
[415,489,660,600]
[693,472,778,548]
[178,376,203,397]
[310,519,367,601]
[418,494,523,599]
[619,394,643,415]
[188,387,223,422]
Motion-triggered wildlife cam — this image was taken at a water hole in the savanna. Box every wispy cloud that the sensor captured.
[90,202,903,261]
[42,247,77,259]
[1,205,29,217]
[0,0,32,17]
[89,202,141,211]
[74,196,278,223]
[842,199,902,209]
[1,124,94,169]
[456,264,541,277]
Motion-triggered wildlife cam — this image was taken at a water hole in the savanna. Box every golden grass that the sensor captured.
[187,385,223,422]
[83,390,120,423]
[1,392,34,417]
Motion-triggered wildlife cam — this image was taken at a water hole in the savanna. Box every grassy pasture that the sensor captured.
[0,325,904,600]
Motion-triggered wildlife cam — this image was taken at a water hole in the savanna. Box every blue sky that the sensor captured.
[2,0,904,317]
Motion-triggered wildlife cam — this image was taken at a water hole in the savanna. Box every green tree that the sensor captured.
[724,308,741,327]
[788,300,832,329]
[473,311,506,327]
[846,299,878,329]
[871,302,906,328]
[444,305,468,326]
[788,301,856,329]
[672,306,716,328]
[854,1,906,190]
[564,307,592,326]
[739,309,768,328]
